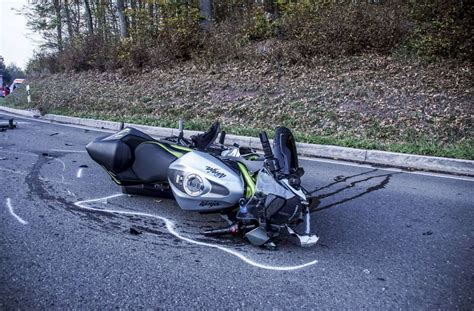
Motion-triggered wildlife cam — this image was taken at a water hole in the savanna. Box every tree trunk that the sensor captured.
[53,0,63,50]
[74,0,81,34]
[117,0,128,38]
[64,0,74,39]
[84,0,94,34]
[199,0,212,30]
[95,0,107,40]
[129,0,137,33]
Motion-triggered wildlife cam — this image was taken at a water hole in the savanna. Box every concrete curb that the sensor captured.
[0,106,42,118]
[1,105,473,176]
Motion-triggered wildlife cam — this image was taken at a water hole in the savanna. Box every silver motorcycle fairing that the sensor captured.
[168,151,244,211]
[255,168,295,200]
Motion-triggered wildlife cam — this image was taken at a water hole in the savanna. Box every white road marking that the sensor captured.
[3,111,472,182]
[50,149,87,154]
[0,111,116,134]
[74,194,319,271]
[77,168,83,178]
[6,198,28,225]
[301,156,474,182]
[0,150,37,157]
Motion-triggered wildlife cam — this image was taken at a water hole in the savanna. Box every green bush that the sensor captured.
[405,0,474,60]
[25,1,473,74]
[279,1,409,58]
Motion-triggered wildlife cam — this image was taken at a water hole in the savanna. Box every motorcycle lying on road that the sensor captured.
[86,121,319,248]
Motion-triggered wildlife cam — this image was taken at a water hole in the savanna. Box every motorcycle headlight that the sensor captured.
[183,173,205,197]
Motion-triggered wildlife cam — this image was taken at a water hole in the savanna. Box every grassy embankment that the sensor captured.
[3,56,473,160]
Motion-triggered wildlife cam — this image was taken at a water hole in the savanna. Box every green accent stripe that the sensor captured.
[237,162,255,199]
[100,165,122,185]
[170,145,193,152]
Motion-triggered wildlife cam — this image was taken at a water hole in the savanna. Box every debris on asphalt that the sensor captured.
[363,269,371,274]
[49,132,59,136]
[42,152,49,157]
[0,157,7,160]
[129,227,142,235]
[79,164,88,168]
[377,277,386,281]
[423,231,433,236]
[154,199,162,204]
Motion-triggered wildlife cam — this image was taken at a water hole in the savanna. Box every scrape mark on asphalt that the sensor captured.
[6,198,28,225]
[74,194,319,271]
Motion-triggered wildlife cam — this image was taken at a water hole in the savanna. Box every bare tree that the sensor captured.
[64,0,74,39]
[117,0,128,38]
[84,0,94,34]
[199,0,212,30]
[53,0,63,50]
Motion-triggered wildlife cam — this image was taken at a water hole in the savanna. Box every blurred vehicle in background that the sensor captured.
[9,78,25,94]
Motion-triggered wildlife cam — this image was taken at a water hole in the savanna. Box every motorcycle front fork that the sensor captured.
[286,205,319,247]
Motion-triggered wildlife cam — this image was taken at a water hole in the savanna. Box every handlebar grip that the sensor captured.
[219,131,226,144]
[259,131,274,159]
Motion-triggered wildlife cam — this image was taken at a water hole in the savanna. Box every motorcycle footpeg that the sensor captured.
[286,226,319,247]
[204,223,239,237]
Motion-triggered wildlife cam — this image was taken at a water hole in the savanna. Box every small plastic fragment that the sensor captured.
[129,227,142,235]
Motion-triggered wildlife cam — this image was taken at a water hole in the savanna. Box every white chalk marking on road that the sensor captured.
[0,167,27,175]
[6,198,28,225]
[74,194,318,271]
[54,158,66,182]
[54,158,66,171]
[77,168,84,178]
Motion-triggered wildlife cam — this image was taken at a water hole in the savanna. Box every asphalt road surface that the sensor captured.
[1,113,472,310]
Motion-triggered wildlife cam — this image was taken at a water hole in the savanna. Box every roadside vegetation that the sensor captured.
[2,0,473,159]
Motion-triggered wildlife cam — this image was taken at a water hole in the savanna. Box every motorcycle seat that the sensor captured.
[132,142,177,183]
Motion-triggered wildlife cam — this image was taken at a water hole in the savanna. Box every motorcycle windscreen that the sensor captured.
[273,127,299,175]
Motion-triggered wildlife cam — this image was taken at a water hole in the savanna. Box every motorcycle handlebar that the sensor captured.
[259,131,274,159]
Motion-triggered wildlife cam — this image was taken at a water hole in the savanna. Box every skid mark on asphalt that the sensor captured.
[74,194,319,271]
[308,170,399,213]
[5,198,28,225]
